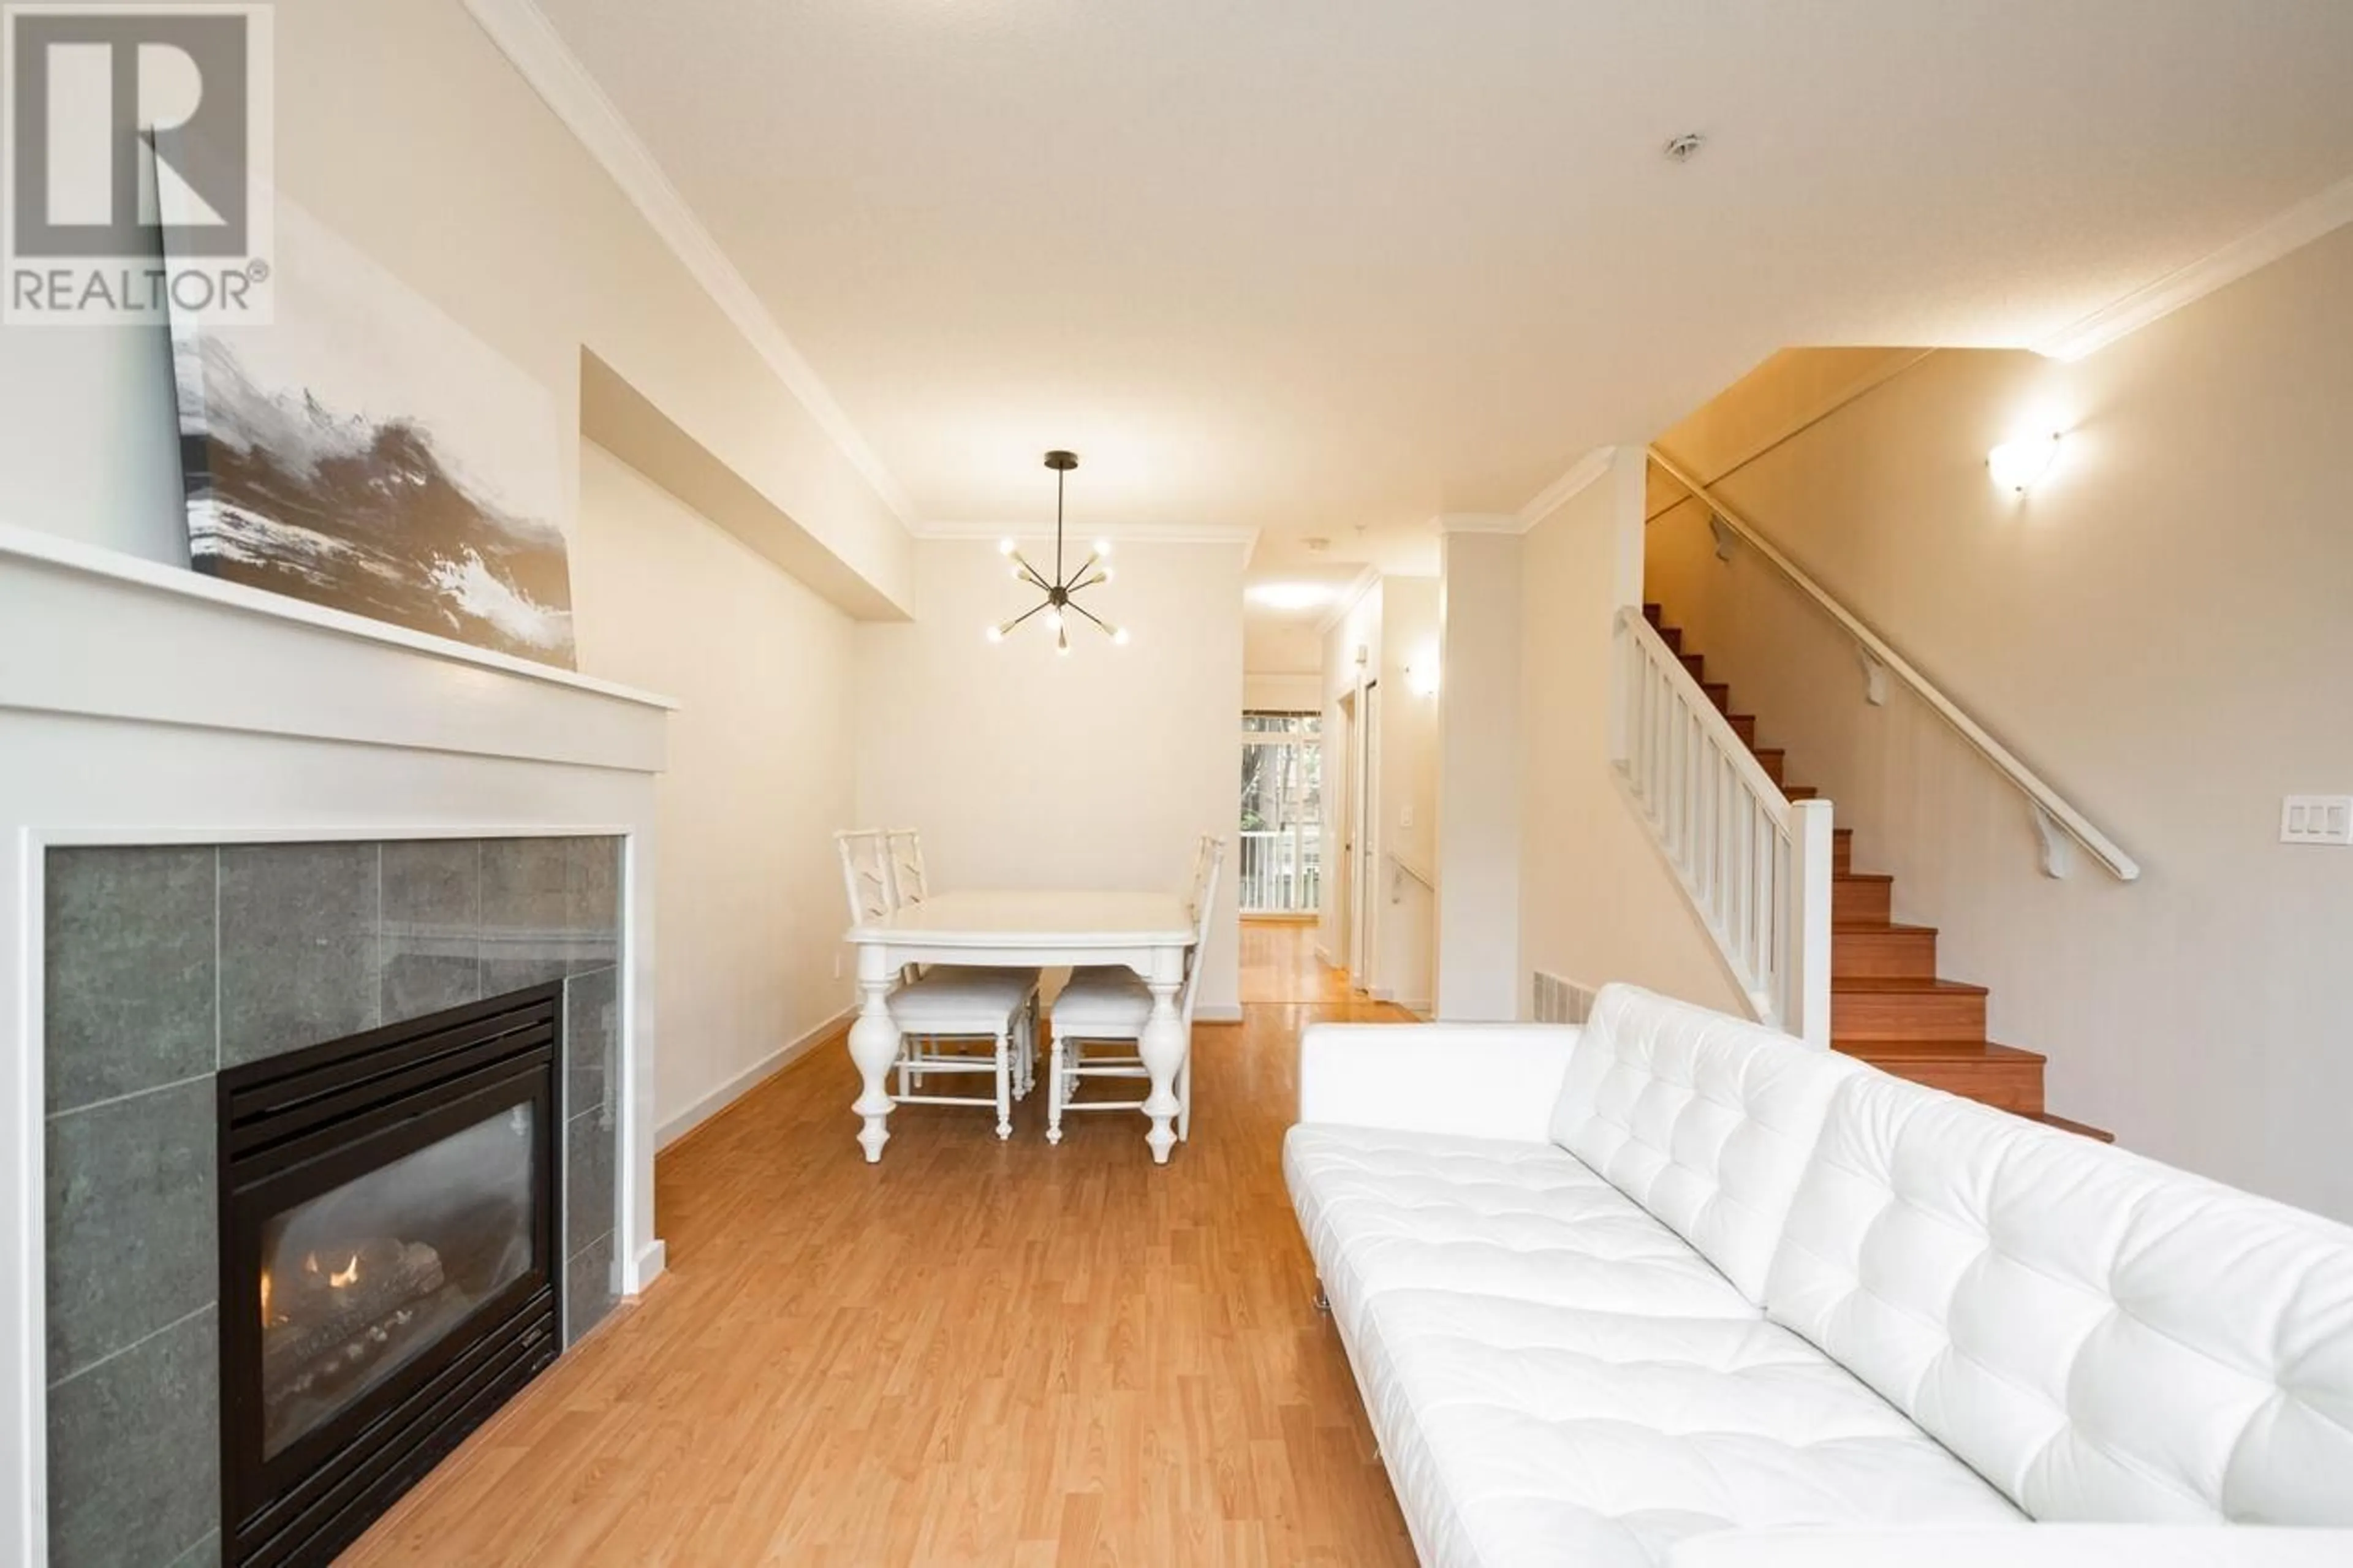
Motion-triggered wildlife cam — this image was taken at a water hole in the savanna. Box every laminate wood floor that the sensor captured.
[344,922,1417,1566]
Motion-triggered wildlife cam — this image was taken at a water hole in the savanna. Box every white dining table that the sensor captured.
[843,888,1197,1164]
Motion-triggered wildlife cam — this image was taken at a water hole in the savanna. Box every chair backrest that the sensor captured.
[834,828,893,926]
[1177,837,1226,1027]
[884,828,928,909]
[881,828,934,983]
[1186,831,1215,916]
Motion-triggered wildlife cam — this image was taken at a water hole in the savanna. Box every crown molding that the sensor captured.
[1516,444,1618,529]
[2038,172,2353,363]
[1435,513,1524,535]
[910,519,1263,551]
[1312,566,1382,635]
[461,0,918,527]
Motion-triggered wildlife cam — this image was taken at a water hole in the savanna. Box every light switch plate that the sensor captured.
[2279,795,2353,846]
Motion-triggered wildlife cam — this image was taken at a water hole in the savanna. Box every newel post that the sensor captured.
[1608,609,1634,770]
[1786,799,1836,1049]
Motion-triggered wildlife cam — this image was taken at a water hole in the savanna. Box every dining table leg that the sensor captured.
[1137,947,1186,1164]
[847,945,898,1162]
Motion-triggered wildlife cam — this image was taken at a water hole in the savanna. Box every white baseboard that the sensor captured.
[1195,1003,1243,1023]
[656,1006,854,1150]
[625,1238,667,1295]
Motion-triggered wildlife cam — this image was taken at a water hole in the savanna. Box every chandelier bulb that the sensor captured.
[997,538,1016,556]
[985,624,1004,643]
[1094,538,1113,558]
[1112,626,1131,646]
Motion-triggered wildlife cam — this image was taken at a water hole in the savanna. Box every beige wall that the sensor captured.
[1645,347,1932,517]
[0,0,913,1146]
[1379,577,1441,1013]
[0,0,911,611]
[575,445,858,1143]
[1319,580,1384,969]
[1519,449,1748,1017]
[1245,671,1324,712]
[1645,224,2353,1219]
[1436,532,1524,1020]
[853,540,1247,1016]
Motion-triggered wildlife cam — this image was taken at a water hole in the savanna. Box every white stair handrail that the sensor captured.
[1387,850,1436,905]
[1612,607,1834,1047]
[1647,447,2140,883]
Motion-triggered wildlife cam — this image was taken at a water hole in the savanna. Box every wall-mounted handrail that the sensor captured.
[1387,850,1436,904]
[1614,607,1834,1047]
[1646,447,2140,883]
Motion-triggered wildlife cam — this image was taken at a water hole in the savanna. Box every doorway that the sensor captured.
[1238,710,1322,916]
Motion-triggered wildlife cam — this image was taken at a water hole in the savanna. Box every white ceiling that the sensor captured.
[534,0,2353,585]
[1241,561,1373,675]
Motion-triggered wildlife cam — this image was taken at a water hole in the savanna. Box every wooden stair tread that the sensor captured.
[1831,977,1987,996]
[1838,1039,2045,1064]
[1835,871,1892,885]
[1832,923,1939,980]
[2031,1111,2116,1143]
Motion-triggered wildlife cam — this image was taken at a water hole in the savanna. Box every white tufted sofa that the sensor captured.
[1284,983,2353,1567]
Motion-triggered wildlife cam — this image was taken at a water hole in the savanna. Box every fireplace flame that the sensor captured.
[260,1268,273,1327]
[330,1253,361,1289]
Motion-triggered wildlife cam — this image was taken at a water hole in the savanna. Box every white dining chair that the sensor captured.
[1068,832,1218,992]
[835,828,1036,1138]
[882,828,1040,1099]
[1045,836,1224,1145]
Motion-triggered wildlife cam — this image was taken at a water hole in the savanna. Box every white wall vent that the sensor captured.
[1532,971,1596,1025]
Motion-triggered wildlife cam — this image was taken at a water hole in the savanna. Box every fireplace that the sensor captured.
[216,984,564,1567]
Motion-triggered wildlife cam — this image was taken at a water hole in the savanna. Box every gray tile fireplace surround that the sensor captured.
[42,836,625,1568]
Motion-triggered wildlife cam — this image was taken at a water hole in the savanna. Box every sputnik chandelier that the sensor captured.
[987,450,1127,654]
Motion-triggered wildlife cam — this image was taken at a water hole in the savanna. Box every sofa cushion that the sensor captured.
[1284,1125,1758,1337]
[1766,1068,2353,1526]
[1352,1290,2021,1568]
[1548,984,1860,1303]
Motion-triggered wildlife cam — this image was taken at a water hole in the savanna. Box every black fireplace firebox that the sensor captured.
[216,985,565,1567]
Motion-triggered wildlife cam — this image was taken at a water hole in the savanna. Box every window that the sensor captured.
[1240,710,1321,914]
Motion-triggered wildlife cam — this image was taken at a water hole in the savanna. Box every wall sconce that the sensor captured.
[1988,430,2063,493]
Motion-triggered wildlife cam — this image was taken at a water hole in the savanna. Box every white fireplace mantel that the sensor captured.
[0,523,676,1563]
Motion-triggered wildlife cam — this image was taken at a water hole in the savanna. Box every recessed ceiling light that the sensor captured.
[1664,132,1707,163]
[1247,582,1339,611]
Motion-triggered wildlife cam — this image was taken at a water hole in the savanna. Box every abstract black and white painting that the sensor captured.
[168,203,577,667]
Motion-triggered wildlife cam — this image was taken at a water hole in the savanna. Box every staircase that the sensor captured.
[1641,604,2112,1142]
